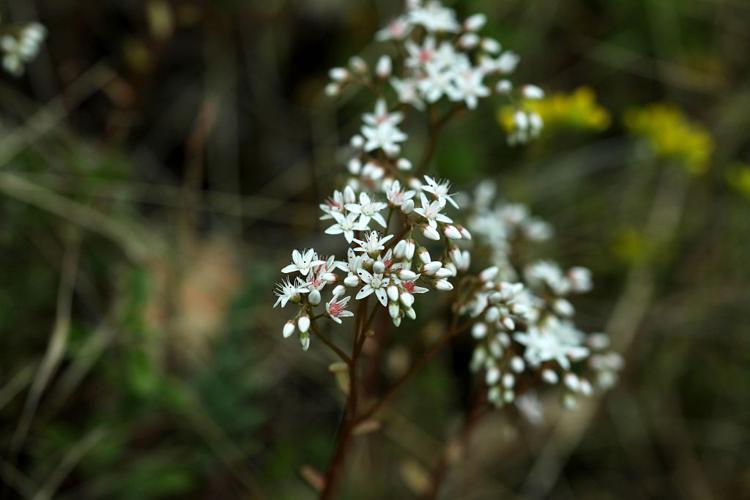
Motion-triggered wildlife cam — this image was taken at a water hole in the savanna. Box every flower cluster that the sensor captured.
[463,182,622,419]
[326,0,544,150]
[1,21,45,76]
[272,0,619,422]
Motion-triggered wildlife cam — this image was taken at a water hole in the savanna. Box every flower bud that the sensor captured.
[308,289,321,306]
[564,373,580,392]
[344,274,360,287]
[542,369,558,384]
[388,301,400,319]
[422,225,440,240]
[393,240,407,259]
[443,225,462,240]
[398,269,417,280]
[485,306,500,322]
[417,247,431,264]
[479,266,499,282]
[472,322,488,339]
[435,279,453,291]
[405,307,416,320]
[459,32,480,49]
[373,260,385,274]
[510,356,525,373]
[322,272,337,283]
[422,261,441,275]
[502,373,515,388]
[502,316,515,330]
[376,55,392,78]
[482,37,501,53]
[297,315,311,333]
[404,240,416,260]
[396,158,412,171]
[435,267,452,279]
[348,56,367,73]
[458,226,472,240]
[401,199,414,214]
[283,321,296,338]
[400,292,414,308]
[496,79,512,94]
[350,135,364,148]
[332,285,345,297]
[329,67,348,81]
[465,13,487,31]
[325,83,340,97]
[387,285,399,302]
[485,366,500,385]
[299,331,311,351]
[522,84,545,100]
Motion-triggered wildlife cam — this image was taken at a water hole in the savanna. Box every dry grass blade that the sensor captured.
[10,231,80,453]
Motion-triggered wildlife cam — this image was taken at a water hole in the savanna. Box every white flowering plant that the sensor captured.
[272,1,622,497]
[0,19,45,76]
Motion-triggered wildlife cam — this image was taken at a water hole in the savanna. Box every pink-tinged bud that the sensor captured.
[297,315,311,333]
[444,225,462,240]
[393,240,407,259]
[435,279,453,291]
[283,321,296,338]
[479,266,499,282]
[417,247,431,264]
[502,316,515,330]
[400,292,414,307]
[458,226,472,240]
[422,225,440,241]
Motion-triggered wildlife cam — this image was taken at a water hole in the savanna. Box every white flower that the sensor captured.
[418,61,456,103]
[384,179,416,208]
[414,193,453,229]
[355,269,390,306]
[409,1,460,33]
[376,16,412,41]
[325,211,366,243]
[346,192,388,228]
[326,295,354,324]
[525,261,570,295]
[353,231,394,256]
[447,66,490,109]
[281,249,326,276]
[273,278,310,308]
[361,100,408,156]
[390,77,425,110]
[421,176,459,208]
[320,187,356,220]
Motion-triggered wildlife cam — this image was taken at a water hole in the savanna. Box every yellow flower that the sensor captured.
[497,87,611,135]
[727,163,750,200]
[624,104,713,175]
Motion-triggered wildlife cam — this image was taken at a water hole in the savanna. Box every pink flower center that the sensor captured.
[403,281,415,293]
[329,303,343,316]
[419,49,432,63]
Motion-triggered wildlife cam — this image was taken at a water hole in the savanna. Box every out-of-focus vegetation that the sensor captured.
[0,0,749,499]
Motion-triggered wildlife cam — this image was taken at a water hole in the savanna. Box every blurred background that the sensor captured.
[1,0,749,498]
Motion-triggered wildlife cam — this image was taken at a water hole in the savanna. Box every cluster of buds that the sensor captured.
[463,184,622,420]
[0,20,45,76]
